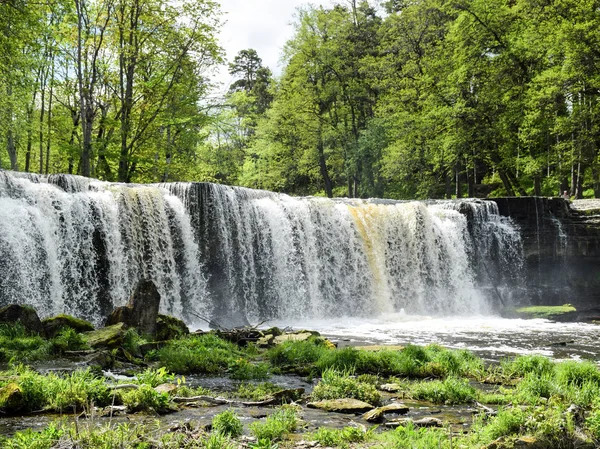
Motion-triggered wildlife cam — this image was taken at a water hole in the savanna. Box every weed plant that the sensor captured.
[212,409,243,437]
[249,405,299,441]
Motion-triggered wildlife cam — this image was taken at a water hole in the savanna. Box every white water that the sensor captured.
[0,171,524,326]
[269,315,600,361]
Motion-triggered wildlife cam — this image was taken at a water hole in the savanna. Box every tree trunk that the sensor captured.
[317,132,333,198]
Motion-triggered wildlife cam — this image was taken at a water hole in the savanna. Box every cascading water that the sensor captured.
[0,171,524,326]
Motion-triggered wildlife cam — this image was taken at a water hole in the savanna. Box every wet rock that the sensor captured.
[0,383,24,412]
[257,334,274,347]
[156,314,189,341]
[155,383,178,395]
[379,383,402,393]
[362,402,409,422]
[42,314,94,338]
[0,304,43,335]
[85,350,114,369]
[385,417,443,428]
[273,331,313,345]
[105,279,161,336]
[100,405,127,417]
[85,323,128,349]
[307,398,374,414]
[105,306,131,327]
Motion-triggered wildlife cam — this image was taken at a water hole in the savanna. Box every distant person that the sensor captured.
[562,190,570,201]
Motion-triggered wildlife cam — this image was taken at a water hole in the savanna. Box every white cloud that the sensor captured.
[213,0,331,92]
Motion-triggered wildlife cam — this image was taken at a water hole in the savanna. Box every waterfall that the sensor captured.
[0,171,524,326]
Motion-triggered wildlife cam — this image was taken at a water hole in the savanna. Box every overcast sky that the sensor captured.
[213,0,332,92]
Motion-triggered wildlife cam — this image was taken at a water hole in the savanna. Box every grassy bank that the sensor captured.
[1,327,600,448]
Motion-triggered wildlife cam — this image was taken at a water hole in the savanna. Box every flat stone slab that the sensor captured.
[273,332,313,345]
[362,402,410,422]
[307,398,374,414]
[385,417,443,428]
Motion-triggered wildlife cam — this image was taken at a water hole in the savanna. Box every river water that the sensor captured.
[270,314,600,362]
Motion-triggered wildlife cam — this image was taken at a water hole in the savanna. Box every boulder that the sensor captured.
[307,398,374,414]
[105,279,161,337]
[362,402,410,422]
[85,322,128,349]
[0,383,24,412]
[385,417,443,428]
[0,304,43,335]
[156,314,189,341]
[154,383,178,395]
[84,350,115,370]
[105,306,132,327]
[42,314,94,338]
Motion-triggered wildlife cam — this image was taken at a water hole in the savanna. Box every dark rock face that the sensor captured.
[491,197,600,308]
[85,322,128,349]
[155,314,189,341]
[0,304,43,335]
[105,279,161,336]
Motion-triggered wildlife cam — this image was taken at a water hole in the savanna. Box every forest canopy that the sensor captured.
[1,0,599,199]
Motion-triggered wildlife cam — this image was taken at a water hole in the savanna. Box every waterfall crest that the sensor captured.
[0,171,523,325]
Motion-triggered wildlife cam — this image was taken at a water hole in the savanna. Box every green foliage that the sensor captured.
[0,323,51,362]
[212,410,243,438]
[0,365,111,412]
[410,376,478,405]
[311,369,382,405]
[501,355,555,378]
[134,367,174,388]
[267,338,330,372]
[122,328,146,357]
[228,358,270,381]
[203,432,236,449]
[120,385,170,413]
[312,426,371,448]
[154,334,242,374]
[49,327,89,354]
[249,406,298,441]
[234,382,282,401]
[1,422,64,449]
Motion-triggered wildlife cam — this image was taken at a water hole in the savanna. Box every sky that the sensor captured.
[213,0,331,92]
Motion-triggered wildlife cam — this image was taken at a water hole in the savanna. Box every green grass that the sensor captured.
[409,376,478,405]
[249,406,299,442]
[514,304,576,319]
[312,426,372,448]
[153,334,243,374]
[212,410,243,438]
[234,382,283,401]
[311,368,382,405]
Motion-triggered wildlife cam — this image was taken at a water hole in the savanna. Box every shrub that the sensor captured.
[249,406,298,441]
[311,369,381,405]
[212,410,243,438]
